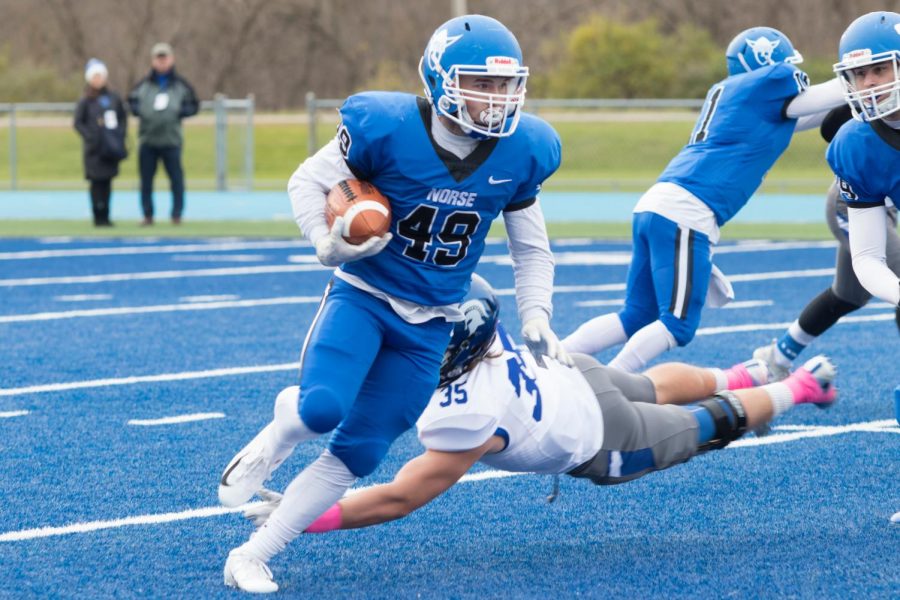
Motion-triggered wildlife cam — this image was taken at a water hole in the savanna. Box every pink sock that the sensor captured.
[304,503,343,533]
[724,363,755,390]
[783,370,812,404]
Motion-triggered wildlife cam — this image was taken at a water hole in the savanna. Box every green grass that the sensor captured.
[0,219,833,240]
[0,113,832,192]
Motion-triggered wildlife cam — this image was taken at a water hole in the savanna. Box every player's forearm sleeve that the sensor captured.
[785,78,845,119]
[288,138,356,245]
[504,201,555,323]
[848,206,900,305]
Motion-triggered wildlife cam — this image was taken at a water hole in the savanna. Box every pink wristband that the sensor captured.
[725,363,755,390]
[304,503,343,533]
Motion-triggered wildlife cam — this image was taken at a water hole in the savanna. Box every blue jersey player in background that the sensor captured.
[564,26,847,373]
[216,14,570,593]
[826,11,900,309]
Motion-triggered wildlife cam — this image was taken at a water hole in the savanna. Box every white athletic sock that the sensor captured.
[562,313,627,355]
[238,450,357,563]
[708,368,729,392]
[762,382,794,417]
[268,385,320,463]
[609,320,677,373]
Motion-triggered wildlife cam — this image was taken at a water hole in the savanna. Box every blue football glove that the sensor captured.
[314,216,392,267]
[522,317,573,368]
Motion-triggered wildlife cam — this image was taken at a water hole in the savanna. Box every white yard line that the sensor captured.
[0,241,310,261]
[0,296,322,323]
[0,363,300,397]
[1,239,837,261]
[0,410,29,419]
[695,312,892,336]
[0,264,329,287]
[128,413,225,426]
[0,418,892,543]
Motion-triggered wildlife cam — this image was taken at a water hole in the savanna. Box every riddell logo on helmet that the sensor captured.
[842,48,873,63]
[486,56,520,74]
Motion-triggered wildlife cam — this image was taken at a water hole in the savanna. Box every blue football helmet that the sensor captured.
[834,11,900,122]
[439,273,500,387]
[419,14,528,139]
[725,27,803,75]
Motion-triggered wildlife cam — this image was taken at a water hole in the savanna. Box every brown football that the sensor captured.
[325,179,392,245]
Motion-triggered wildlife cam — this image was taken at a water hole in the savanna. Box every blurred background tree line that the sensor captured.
[0,0,895,108]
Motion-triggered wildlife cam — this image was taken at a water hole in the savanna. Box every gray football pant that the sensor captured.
[827,182,900,305]
[567,353,700,485]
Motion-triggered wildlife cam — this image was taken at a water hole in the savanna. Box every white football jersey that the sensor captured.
[416,329,604,474]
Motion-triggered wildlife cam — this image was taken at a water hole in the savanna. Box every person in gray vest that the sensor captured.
[128,42,198,225]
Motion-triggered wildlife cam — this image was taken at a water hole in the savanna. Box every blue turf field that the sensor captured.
[0,235,898,598]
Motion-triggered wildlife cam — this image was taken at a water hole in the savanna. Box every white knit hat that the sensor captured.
[84,58,108,83]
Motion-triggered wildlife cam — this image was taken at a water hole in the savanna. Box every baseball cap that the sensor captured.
[151,43,173,57]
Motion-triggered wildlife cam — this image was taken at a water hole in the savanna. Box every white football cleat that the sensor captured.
[219,424,283,508]
[224,550,278,594]
[752,339,790,382]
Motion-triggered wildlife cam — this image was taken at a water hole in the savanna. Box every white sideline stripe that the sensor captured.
[696,312,892,336]
[575,299,625,307]
[729,419,898,448]
[0,418,893,543]
[729,268,834,282]
[0,240,310,261]
[54,294,113,302]
[2,313,891,397]
[0,239,836,262]
[721,300,773,309]
[0,264,329,287]
[0,296,322,323]
[0,261,835,290]
[128,413,225,426]
[0,363,300,397]
[713,240,838,254]
[0,410,29,418]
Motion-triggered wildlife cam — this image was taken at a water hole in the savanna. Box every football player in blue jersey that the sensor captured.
[824,12,900,309]
[217,15,570,593]
[564,27,848,373]
[752,104,900,380]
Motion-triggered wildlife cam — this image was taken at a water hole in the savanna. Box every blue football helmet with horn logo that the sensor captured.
[726,26,803,75]
[419,14,529,139]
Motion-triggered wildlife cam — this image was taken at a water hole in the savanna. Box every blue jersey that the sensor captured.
[658,63,809,225]
[336,92,560,306]
[827,118,900,208]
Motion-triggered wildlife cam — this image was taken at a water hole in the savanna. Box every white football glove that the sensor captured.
[521,317,573,368]
[242,488,283,529]
[314,216,392,267]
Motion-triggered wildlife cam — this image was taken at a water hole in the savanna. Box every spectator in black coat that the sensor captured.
[74,59,128,227]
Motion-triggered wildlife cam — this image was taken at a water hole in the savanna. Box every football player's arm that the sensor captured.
[784,78,845,130]
[504,203,572,366]
[334,439,498,530]
[848,205,900,305]
[287,138,356,245]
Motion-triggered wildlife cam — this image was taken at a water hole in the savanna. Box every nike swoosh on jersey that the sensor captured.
[488,176,513,184]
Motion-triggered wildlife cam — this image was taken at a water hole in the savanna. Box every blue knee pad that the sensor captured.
[330,437,391,478]
[659,312,699,346]
[618,305,657,338]
[299,385,347,434]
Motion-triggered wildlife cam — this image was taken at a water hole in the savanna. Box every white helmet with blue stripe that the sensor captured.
[418,14,528,139]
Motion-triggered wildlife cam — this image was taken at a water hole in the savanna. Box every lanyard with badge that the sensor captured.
[153,92,169,111]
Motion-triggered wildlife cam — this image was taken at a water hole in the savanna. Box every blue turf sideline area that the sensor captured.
[0,236,897,598]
